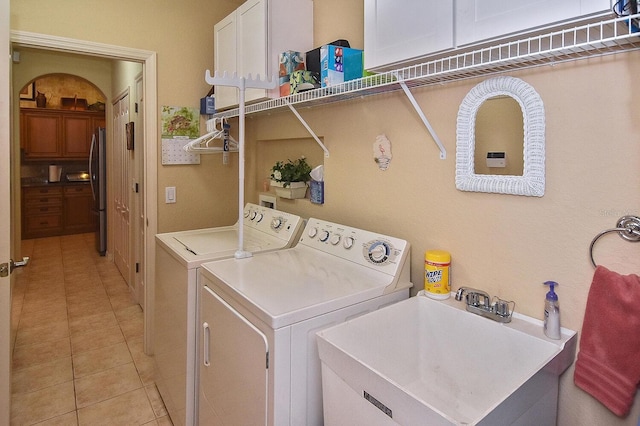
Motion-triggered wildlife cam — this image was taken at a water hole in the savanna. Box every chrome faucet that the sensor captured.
[455,287,514,323]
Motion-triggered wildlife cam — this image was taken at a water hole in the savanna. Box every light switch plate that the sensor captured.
[165,186,176,203]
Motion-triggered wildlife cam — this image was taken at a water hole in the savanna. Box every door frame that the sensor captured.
[1,0,12,421]
[10,30,159,354]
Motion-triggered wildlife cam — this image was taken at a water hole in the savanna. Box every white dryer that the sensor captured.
[154,203,302,426]
[198,218,413,426]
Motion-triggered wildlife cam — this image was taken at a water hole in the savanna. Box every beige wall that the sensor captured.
[11,0,246,233]
[10,0,640,425]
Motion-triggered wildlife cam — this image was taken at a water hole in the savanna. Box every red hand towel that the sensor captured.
[574,265,640,417]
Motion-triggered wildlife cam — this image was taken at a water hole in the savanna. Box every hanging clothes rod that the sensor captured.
[589,215,640,267]
[204,70,277,259]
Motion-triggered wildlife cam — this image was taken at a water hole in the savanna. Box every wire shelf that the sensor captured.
[208,13,640,122]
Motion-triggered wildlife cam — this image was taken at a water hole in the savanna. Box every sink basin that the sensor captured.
[316,293,576,426]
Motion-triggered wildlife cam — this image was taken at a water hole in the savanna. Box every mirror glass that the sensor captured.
[456,76,545,197]
[474,96,523,176]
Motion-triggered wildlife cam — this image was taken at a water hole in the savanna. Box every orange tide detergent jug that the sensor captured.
[424,250,451,300]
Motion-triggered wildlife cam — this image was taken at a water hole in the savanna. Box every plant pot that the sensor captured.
[270,180,308,199]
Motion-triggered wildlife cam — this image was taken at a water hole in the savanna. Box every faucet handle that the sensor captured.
[493,297,515,318]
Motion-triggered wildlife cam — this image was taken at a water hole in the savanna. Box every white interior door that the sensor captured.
[1,0,12,420]
[112,92,131,289]
[134,75,144,307]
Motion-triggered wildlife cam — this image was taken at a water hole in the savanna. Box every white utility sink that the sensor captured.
[316,293,577,426]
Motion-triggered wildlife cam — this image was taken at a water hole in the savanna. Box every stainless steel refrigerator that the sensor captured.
[89,127,107,256]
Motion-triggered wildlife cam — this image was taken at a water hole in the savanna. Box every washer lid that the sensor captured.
[174,229,263,256]
[156,226,281,269]
[200,245,405,329]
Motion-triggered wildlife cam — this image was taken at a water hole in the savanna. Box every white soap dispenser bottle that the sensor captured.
[543,281,561,340]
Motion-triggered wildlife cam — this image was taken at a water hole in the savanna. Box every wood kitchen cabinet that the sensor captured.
[21,108,105,160]
[22,184,95,239]
[62,185,95,234]
[22,186,63,239]
[213,0,313,109]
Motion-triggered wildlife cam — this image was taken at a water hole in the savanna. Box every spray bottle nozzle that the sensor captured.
[543,281,559,301]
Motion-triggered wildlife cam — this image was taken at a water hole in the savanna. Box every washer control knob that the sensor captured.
[256,213,264,222]
[250,211,257,220]
[330,234,341,245]
[319,230,330,242]
[307,227,318,238]
[343,236,355,249]
[366,241,391,264]
[271,218,283,230]
[243,210,250,218]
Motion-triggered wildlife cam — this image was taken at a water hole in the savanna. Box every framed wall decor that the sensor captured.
[20,82,35,100]
[126,122,134,150]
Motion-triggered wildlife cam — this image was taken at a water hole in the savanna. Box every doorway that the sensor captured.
[9,32,159,357]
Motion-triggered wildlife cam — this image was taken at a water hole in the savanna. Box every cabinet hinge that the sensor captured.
[266,351,269,369]
[134,183,139,193]
[135,103,139,113]
[135,262,140,273]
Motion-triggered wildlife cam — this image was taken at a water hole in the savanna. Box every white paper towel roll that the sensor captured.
[49,165,62,182]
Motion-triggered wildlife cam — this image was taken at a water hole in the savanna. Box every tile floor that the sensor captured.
[10,233,173,425]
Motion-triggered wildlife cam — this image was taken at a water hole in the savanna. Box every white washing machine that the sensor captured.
[154,203,303,426]
[198,218,413,426]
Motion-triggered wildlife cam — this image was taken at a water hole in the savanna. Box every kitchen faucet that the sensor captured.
[455,287,514,323]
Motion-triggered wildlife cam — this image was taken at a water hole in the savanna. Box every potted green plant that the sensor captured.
[270,156,312,199]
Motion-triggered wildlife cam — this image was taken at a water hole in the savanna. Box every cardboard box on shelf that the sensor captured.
[290,70,320,94]
[320,45,363,87]
[279,50,306,96]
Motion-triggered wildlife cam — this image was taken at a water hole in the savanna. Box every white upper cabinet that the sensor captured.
[214,0,313,110]
[456,0,612,46]
[364,0,612,72]
[364,0,454,72]
[214,10,240,109]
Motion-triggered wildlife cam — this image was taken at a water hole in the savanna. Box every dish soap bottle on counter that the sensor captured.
[543,281,561,340]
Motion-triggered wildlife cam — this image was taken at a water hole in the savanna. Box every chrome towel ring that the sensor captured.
[589,215,640,267]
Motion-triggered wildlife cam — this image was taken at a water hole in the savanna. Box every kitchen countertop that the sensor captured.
[21,177,90,187]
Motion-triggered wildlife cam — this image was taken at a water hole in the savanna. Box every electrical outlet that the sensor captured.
[165,186,176,203]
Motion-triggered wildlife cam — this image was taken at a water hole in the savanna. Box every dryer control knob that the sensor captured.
[343,236,355,249]
[307,227,318,238]
[330,234,341,245]
[319,230,330,242]
[250,211,257,220]
[271,218,283,229]
[256,213,264,222]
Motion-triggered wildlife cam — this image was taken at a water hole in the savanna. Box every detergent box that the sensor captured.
[320,45,363,87]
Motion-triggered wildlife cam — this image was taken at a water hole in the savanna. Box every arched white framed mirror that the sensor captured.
[456,76,545,196]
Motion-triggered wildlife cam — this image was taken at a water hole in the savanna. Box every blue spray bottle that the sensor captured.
[543,281,561,340]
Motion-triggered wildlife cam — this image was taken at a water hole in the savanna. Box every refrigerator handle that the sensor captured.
[89,133,96,201]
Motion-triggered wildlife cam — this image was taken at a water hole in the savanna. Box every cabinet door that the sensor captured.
[22,111,61,158]
[62,114,91,158]
[456,0,611,46]
[214,10,239,109]
[92,116,106,133]
[238,0,268,103]
[63,185,95,233]
[364,0,454,72]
